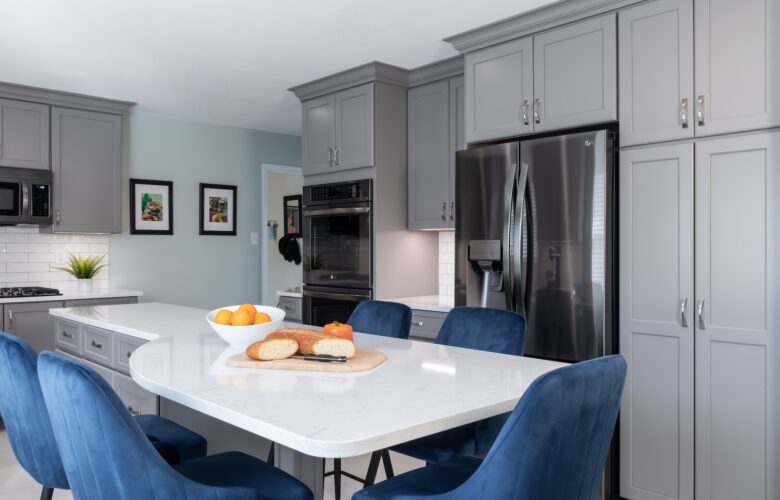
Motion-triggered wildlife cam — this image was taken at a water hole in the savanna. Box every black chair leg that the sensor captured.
[266,442,275,464]
[381,449,395,479]
[364,450,382,487]
[40,487,54,500]
[334,457,342,500]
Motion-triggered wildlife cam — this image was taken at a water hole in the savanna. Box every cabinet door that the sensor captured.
[302,94,335,175]
[51,107,122,233]
[533,14,617,132]
[334,83,374,171]
[0,99,50,169]
[449,76,465,227]
[114,371,159,415]
[619,144,694,500]
[694,0,780,136]
[464,37,533,143]
[5,301,65,353]
[408,80,450,230]
[618,0,694,146]
[694,131,779,500]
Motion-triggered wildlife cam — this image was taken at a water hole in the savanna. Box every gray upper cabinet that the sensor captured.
[694,0,780,136]
[533,13,617,132]
[449,76,465,223]
[51,107,122,233]
[408,80,451,229]
[619,0,694,146]
[464,37,533,143]
[5,300,65,353]
[0,98,50,169]
[619,143,694,500]
[302,94,336,176]
[334,83,374,171]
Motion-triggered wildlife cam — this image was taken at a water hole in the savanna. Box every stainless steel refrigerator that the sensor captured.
[455,128,617,497]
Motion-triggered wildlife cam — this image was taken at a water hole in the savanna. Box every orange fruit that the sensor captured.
[231,308,254,326]
[254,312,272,324]
[238,303,256,312]
[214,309,233,325]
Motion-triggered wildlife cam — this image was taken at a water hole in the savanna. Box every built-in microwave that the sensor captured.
[0,167,52,226]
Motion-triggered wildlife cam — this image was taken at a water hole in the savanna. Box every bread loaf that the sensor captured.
[266,328,356,359]
[245,338,299,361]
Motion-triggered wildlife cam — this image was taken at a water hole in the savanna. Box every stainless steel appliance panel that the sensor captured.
[302,286,371,327]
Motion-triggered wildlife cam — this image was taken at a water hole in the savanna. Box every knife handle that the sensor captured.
[303,355,347,363]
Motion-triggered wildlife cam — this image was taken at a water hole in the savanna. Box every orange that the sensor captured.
[231,308,254,326]
[214,309,233,325]
[238,303,256,312]
[254,312,272,324]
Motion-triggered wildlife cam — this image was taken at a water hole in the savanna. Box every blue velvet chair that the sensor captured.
[348,300,413,339]
[365,306,526,487]
[324,300,413,499]
[354,355,627,500]
[37,350,312,500]
[0,332,209,499]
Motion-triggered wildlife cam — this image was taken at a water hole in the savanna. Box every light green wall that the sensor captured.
[110,110,301,309]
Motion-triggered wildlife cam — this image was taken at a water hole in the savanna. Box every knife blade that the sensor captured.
[297,354,348,363]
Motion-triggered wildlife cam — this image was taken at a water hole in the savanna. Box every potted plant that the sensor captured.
[56,254,106,293]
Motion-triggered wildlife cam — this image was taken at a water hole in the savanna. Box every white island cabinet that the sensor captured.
[50,301,565,500]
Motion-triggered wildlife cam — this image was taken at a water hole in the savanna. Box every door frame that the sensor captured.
[260,163,303,306]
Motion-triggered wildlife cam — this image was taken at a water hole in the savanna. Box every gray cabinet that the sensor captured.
[4,300,65,353]
[0,98,50,169]
[618,0,694,146]
[51,107,122,233]
[302,83,374,176]
[693,131,779,500]
[408,76,464,230]
[277,295,302,323]
[533,13,617,132]
[464,37,533,143]
[694,0,780,136]
[409,310,446,341]
[619,143,694,500]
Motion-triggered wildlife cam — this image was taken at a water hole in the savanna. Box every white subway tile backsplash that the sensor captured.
[438,232,456,301]
[0,273,31,282]
[6,262,51,273]
[0,234,31,243]
[0,253,28,263]
[6,243,50,253]
[28,253,56,263]
[89,243,109,253]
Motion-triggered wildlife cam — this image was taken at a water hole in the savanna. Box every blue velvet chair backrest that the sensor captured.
[0,332,68,489]
[435,306,526,355]
[348,300,412,339]
[37,351,256,500]
[454,355,627,500]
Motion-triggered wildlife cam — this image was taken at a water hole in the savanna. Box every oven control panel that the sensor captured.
[304,179,372,206]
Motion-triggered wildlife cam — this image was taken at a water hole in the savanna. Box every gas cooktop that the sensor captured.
[0,286,62,298]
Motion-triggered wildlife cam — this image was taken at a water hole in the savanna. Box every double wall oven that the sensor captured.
[302,180,373,326]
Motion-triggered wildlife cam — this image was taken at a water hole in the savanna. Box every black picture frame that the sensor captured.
[199,183,237,236]
[283,195,302,238]
[129,179,174,235]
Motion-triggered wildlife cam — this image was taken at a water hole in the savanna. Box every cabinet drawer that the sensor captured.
[114,334,146,376]
[409,310,446,341]
[54,320,82,354]
[82,326,114,368]
[56,349,114,389]
[278,296,302,322]
[114,371,158,416]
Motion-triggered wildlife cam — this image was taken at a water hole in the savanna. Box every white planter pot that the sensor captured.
[77,279,93,293]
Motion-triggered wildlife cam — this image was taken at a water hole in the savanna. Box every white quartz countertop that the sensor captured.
[49,302,566,458]
[384,295,454,313]
[0,288,142,305]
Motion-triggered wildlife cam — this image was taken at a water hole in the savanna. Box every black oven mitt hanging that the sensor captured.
[278,235,301,265]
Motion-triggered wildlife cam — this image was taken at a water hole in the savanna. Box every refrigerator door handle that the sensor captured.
[512,162,529,314]
[503,162,520,309]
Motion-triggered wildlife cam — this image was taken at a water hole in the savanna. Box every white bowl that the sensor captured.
[206,305,286,347]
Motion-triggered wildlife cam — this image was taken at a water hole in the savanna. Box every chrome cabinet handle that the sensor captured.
[441,202,446,221]
[696,96,704,126]
[522,99,529,125]
[327,147,333,167]
[55,210,60,225]
[126,351,132,358]
[8,310,13,330]
[697,299,705,329]
[62,331,73,339]
[680,98,689,128]
[127,406,141,416]
[413,321,423,327]
[449,202,454,222]
[91,340,103,349]
[533,98,541,124]
[334,147,340,166]
[680,297,688,327]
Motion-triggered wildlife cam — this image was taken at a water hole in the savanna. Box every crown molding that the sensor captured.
[408,55,464,87]
[288,61,410,101]
[0,81,135,114]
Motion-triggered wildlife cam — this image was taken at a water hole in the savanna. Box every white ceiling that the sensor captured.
[0,0,556,135]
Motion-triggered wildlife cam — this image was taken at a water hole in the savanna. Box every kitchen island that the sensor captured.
[50,301,566,499]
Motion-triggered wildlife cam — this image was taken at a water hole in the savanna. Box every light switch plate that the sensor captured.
[55,251,68,264]
[250,232,259,245]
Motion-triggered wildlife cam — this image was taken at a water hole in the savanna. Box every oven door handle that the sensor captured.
[303,207,370,217]
[304,290,369,301]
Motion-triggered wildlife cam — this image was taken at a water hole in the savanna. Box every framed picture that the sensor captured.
[284,195,302,237]
[130,179,173,235]
[200,183,237,235]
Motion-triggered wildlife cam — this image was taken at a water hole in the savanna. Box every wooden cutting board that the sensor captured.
[226,349,386,373]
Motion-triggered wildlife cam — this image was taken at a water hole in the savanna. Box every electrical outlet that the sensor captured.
[55,251,68,264]
[250,232,259,245]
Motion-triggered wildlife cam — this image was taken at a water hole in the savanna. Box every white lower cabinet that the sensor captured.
[620,130,779,500]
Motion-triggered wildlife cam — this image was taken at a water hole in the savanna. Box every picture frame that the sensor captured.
[130,179,174,235]
[200,183,237,236]
[283,194,302,238]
